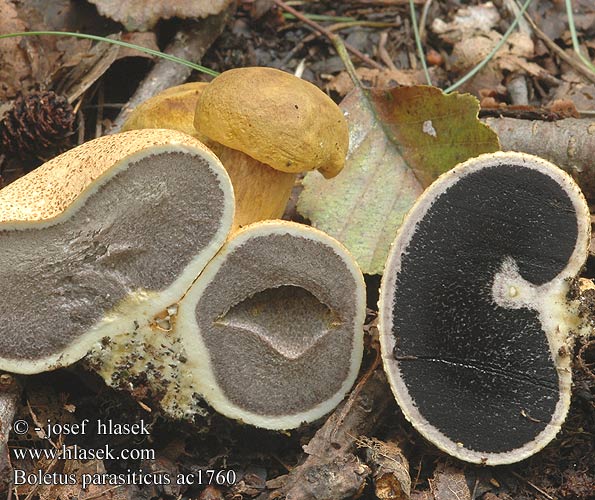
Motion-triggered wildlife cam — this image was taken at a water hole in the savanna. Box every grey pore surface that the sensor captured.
[195,233,357,416]
[1,152,225,361]
[387,164,577,454]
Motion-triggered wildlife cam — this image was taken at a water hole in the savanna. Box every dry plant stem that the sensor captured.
[483,117,595,199]
[418,0,433,41]
[520,10,595,86]
[273,0,384,70]
[266,368,391,500]
[109,9,230,133]
[510,471,555,500]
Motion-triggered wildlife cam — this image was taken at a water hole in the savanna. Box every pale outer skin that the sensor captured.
[0,129,235,374]
[378,151,591,465]
[175,219,367,430]
[194,67,349,178]
[122,81,296,229]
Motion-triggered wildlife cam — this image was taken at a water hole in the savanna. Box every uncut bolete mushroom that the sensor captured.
[378,152,590,464]
[122,67,349,229]
[0,129,365,429]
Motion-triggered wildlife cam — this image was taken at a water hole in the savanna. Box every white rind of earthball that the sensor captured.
[378,151,590,465]
[175,220,366,430]
[0,129,234,374]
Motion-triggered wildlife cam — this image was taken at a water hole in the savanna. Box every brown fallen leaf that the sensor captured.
[88,0,233,30]
[0,0,50,100]
[359,436,411,499]
[327,68,428,96]
[429,463,471,500]
[451,32,544,96]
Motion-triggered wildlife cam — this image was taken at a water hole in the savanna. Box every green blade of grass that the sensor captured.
[409,0,432,85]
[0,30,219,77]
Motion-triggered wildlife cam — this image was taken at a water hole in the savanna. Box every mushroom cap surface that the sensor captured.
[0,129,234,373]
[194,67,349,178]
[378,152,590,465]
[121,82,209,140]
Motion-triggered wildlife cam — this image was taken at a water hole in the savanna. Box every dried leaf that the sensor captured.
[359,437,411,499]
[298,85,499,274]
[429,463,471,500]
[431,2,500,44]
[0,0,45,100]
[88,0,233,30]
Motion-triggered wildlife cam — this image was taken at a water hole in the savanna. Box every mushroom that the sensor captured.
[122,67,350,229]
[175,220,365,429]
[378,152,590,465]
[0,129,365,430]
[0,128,235,373]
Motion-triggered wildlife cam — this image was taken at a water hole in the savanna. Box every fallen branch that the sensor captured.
[483,116,595,199]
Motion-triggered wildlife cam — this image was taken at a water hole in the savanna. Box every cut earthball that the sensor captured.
[93,221,366,429]
[0,129,234,373]
[0,128,365,430]
[378,152,590,465]
[181,221,365,428]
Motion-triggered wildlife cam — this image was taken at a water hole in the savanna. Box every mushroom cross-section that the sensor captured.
[175,220,365,429]
[378,152,590,465]
[0,129,234,373]
[0,128,365,430]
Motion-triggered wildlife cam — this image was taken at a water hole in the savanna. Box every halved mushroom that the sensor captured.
[177,220,365,429]
[0,129,365,430]
[90,220,365,429]
[122,67,350,229]
[379,152,590,465]
[0,129,234,373]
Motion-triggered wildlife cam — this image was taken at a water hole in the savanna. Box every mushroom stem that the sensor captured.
[206,143,296,229]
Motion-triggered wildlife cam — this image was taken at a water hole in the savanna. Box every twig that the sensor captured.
[280,21,399,67]
[510,471,555,500]
[518,5,595,86]
[273,0,384,70]
[266,369,391,499]
[108,7,232,133]
[378,32,398,71]
[330,338,382,445]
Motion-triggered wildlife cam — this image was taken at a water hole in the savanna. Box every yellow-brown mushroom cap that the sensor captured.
[194,67,349,178]
[122,82,209,140]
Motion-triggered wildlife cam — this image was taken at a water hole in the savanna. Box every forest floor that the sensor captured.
[1,1,595,499]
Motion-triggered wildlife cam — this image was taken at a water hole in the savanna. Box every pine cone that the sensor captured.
[0,91,75,160]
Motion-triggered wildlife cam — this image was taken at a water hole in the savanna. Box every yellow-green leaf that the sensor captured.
[297,85,500,275]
